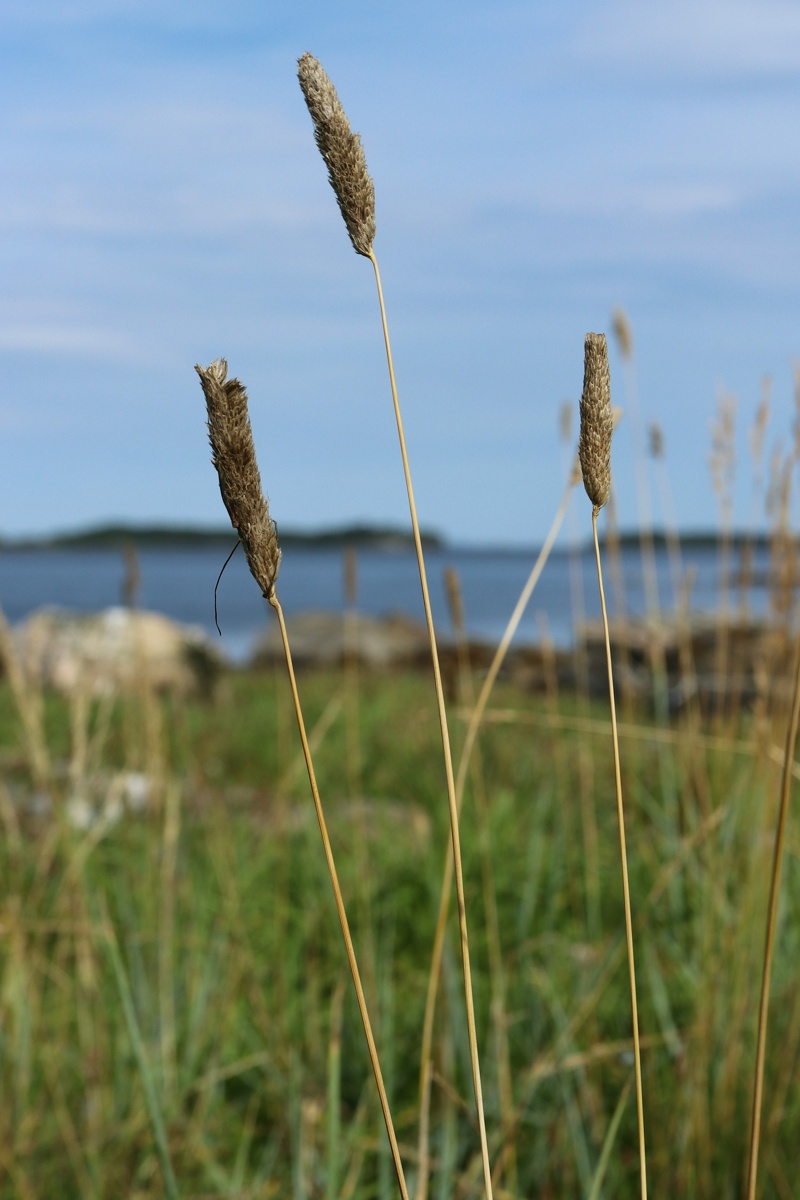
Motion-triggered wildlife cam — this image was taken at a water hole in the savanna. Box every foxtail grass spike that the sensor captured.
[579,333,613,511]
[196,358,281,599]
[582,329,647,1198]
[297,53,376,257]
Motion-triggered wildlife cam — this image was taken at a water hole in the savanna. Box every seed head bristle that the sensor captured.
[297,52,376,257]
[708,391,736,515]
[579,333,613,511]
[444,565,465,633]
[748,376,771,472]
[196,358,281,598]
[569,455,583,487]
[612,307,633,360]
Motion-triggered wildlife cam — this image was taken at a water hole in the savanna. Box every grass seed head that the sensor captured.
[579,333,613,511]
[297,52,376,257]
[196,358,281,599]
[649,421,664,459]
[612,307,633,360]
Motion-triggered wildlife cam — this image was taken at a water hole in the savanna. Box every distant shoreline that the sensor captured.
[0,522,445,553]
[0,521,791,555]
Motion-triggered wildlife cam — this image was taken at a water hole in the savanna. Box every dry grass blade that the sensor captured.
[747,631,800,1199]
[416,465,577,1193]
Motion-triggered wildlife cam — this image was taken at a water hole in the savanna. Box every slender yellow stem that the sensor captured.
[592,507,648,1200]
[367,249,494,1200]
[456,480,575,811]
[446,567,516,1191]
[747,632,800,1200]
[268,592,409,1200]
[416,476,574,1194]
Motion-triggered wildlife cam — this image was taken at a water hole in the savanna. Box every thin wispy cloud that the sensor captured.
[0,322,137,361]
[579,0,800,79]
[520,182,740,220]
[0,190,320,239]
[0,96,318,239]
[0,0,283,29]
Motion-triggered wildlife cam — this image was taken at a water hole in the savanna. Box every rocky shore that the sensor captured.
[7,607,224,697]
[3,605,795,716]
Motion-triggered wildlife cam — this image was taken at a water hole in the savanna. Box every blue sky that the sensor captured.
[1,0,799,545]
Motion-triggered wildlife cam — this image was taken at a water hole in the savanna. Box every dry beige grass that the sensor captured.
[297,52,494,1200]
[581,331,648,1200]
[297,53,376,257]
[196,357,410,1200]
[196,359,281,600]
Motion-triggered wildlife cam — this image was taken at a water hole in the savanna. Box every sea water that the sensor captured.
[0,539,777,664]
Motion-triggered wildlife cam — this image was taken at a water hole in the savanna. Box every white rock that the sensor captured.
[12,606,223,696]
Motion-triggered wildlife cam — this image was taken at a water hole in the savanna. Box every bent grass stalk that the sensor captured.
[746,630,800,1200]
[195,359,409,1200]
[416,415,624,1188]
[581,333,647,1200]
[443,564,517,1193]
[297,52,493,1200]
[416,463,576,1193]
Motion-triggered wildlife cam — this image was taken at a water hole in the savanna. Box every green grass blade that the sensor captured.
[95,900,180,1200]
[587,1074,634,1200]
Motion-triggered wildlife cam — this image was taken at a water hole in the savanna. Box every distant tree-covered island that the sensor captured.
[599,529,784,552]
[0,522,788,555]
[0,521,445,552]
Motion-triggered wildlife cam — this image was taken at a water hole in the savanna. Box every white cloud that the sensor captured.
[577,0,800,79]
[529,181,740,220]
[16,98,301,151]
[0,323,135,359]
[0,99,320,239]
[0,190,319,239]
[0,1,262,28]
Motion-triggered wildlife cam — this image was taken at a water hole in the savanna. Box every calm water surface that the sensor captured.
[0,540,775,663]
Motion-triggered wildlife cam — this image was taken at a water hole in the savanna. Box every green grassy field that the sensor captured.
[1,657,798,1199]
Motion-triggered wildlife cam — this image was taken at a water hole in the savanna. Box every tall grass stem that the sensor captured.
[592,506,648,1200]
[367,248,493,1200]
[268,591,410,1200]
[445,565,517,1193]
[416,471,575,1190]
